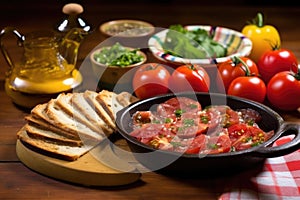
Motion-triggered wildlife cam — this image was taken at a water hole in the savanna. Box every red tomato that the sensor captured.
[267,71,300,111]
[206,134,231,154]
[168,64,210,93]
[227,76,267,103]
[157,97,202,118]
[257,48,298,83]
[217,57,259,92]
[130,123,175,145]
[202,106,240,130]
[185,134,207,154]
[228,123,273,151]
[132,63,171,99]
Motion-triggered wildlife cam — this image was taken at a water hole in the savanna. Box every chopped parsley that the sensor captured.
[175,109,185,117]
[183,118,195,126]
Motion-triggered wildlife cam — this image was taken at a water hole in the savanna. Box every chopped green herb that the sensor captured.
[208,143,219,149]
[170,141,183,147]
[175,109,184,117]
[251,141,263,147]
[183,118,194,126]
[189,104,198,109]
[165,118,172,123]
[177,127,185,132]
[200,116,209,124]
[245,137,252,142]
[152,119,161,124]
[247,119,255,126]
[93,42,144,67]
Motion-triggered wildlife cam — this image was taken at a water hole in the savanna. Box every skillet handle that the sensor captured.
[251,122,300,158]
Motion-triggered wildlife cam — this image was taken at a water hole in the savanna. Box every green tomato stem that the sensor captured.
[188,64,197,71]
[294,65,300,80]
[232,56,251,76]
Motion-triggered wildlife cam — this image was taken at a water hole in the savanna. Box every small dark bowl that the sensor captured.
[116,92,300,175]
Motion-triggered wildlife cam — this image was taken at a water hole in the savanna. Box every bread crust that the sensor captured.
[70,92,114,135]
[55,93,101,133]
[25,123,83,147]
[83,90,116,131]
[25,115,81,140]
[45,98,104,142]
[18,130,93,161]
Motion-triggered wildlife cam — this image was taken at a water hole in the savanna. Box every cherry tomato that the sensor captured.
[168,64,210,93]
[257,48,298,83]
[217,56,259,92]
[227,76,267,103]
[132,63,171,99]
[267,71,300,111]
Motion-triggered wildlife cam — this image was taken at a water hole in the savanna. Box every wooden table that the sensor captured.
[0,1,299,199]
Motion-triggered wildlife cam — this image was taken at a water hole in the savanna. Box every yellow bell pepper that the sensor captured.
[242,13,281,63]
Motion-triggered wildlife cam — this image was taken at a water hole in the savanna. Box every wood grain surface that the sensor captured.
[0,0,299,199]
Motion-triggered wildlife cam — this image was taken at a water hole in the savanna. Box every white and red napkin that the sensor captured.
[219,136,300,200]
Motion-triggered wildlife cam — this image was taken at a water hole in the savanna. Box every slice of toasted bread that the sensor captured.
[25,115,80,140]
[95,90,116,121]
[55,93,101,133]
[83,90,116,131]
[70,92,114,136]
[45,98,104,144]
[96,90,139,121]
[116,91,139,107]
[18,130,93,161]
[25,123,82,147]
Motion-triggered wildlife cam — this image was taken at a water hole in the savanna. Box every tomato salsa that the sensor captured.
[130,97,274,154]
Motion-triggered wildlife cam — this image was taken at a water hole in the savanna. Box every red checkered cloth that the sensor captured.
[219,135,300,200]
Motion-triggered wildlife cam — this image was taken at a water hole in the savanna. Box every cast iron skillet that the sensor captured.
[116,92,300,175]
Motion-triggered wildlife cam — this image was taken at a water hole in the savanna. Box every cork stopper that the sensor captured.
[62,3,84,15]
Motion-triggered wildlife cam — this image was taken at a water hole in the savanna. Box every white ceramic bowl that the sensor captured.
[148,25,252,67]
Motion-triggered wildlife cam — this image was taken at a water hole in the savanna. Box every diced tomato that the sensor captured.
[174,115,208,138]
[149,135,174,151]
[228,123,272,151]
[206,106,240,127]
[132,111,153,126]
[237,108,262,124]
[185,134,207,154]
[206,134,232,154]
[157,97,202,118]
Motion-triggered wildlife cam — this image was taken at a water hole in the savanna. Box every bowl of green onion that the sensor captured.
[90,42,147,91]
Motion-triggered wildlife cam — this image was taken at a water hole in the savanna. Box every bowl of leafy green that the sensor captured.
[148,25,252,67]
[91,42,147,91]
